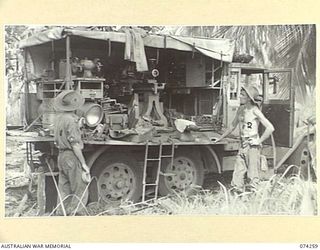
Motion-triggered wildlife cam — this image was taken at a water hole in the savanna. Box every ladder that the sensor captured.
[142,141,175,202]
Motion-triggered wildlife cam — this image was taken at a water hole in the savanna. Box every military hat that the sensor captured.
[241,85,260,104]
[54,90,85,111]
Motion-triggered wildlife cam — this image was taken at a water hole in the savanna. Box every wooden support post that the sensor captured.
[23,50,30,125]
[107,39,111,57]
[192,42,195,59]
[37,173,46,216]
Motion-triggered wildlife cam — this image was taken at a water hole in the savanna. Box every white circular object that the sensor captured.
[151,69,159,78]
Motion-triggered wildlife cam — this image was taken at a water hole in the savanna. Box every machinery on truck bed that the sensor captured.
[18,27,315,214]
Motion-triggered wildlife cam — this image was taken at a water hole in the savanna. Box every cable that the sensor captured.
[270,133,277,172]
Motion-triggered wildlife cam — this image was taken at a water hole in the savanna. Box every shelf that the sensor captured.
[39,77,105,83]
[73,77,106,81]
[40,80,64,84]
[42,90,62,93]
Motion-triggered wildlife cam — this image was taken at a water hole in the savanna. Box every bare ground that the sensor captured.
[5,130,39,217]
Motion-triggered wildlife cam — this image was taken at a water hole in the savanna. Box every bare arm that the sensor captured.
[215,109,240,142]
[254,108,275,144]
[66,116,90,173]
[217,125,236,141]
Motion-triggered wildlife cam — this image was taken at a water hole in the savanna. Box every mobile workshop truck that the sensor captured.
[18,27,315,214]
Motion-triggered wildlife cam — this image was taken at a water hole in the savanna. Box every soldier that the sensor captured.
[215,85,274,192]
[54,90,91,215]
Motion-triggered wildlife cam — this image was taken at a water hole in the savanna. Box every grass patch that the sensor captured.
[44,164,317,216]
[88,171,317,216]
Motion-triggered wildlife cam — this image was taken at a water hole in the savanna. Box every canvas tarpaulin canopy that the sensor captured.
[19,27,235,63]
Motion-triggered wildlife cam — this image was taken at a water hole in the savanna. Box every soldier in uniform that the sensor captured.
[54,90,91,215]
[215,85,274,191]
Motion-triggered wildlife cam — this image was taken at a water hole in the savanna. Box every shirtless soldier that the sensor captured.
[54,90,91,215]
[216,85,274,191]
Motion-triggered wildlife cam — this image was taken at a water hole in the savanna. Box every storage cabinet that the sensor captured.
[37,78,105,100]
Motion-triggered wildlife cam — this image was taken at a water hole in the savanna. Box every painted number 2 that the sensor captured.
[243,122,252,129]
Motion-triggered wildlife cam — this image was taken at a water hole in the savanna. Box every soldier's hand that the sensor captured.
[78,117,86,128]
[82,163,90,173]
[82,171,91,183]
[242,140,251,147]
[248,138,261,146]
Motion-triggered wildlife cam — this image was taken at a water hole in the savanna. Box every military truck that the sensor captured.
[18,27,315,213]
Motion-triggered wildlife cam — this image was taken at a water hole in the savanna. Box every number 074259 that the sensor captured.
[300,244,318,248]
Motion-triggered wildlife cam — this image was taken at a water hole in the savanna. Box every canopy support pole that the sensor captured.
[51,41,55,71]
[65,36,72,90]
[23,50,30,126]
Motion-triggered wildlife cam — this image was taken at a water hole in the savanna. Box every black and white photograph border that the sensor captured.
[5,25,317,217]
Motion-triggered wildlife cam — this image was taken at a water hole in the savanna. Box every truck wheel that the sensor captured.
[286,138,316,181]
[159,149,204,196]
[91,154,143,204]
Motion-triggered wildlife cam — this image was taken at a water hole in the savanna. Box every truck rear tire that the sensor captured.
[159,148,204,196]
[90,153,143,204]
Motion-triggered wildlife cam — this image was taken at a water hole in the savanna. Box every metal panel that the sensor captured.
[226,68,241,135]
[262,103,293,147]
[262,69,294,147]
[185,56,206,87]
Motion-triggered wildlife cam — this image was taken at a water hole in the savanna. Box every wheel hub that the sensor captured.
[116,180,124,189]
[97,163,136,202]
[164,157,196,190]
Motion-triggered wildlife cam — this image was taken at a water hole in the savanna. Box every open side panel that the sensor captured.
[261,69,294,147]
[223,67,241,136]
